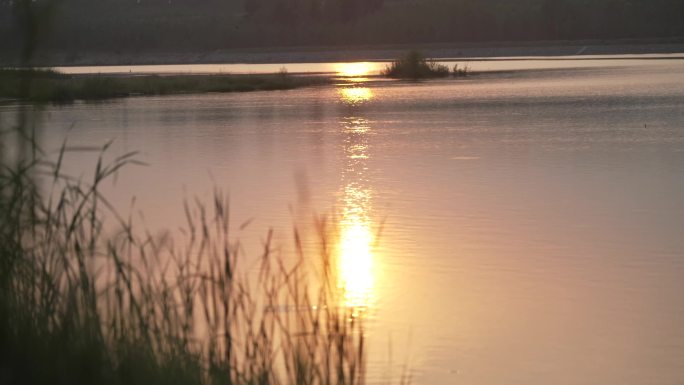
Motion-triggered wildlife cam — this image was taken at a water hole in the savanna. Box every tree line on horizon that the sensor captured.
[1,0,683,58]
[244,0,384,25]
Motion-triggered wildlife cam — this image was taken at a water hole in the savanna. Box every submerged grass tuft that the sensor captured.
[452,63,470,77]
[381,51,450,79]
[382,52,472,80]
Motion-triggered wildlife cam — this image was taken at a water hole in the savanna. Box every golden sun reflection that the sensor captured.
[338,192,374,312]
[339,87,373,105]
[335,62,375,78]
[336,117,376,317]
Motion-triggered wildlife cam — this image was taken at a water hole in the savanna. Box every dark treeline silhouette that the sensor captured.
[1,0,684,57]
[245,0,384,24]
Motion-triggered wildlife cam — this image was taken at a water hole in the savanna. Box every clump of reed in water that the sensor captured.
[382,51,450,79]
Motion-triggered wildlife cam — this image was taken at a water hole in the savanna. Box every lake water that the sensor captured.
[3,56,684,385]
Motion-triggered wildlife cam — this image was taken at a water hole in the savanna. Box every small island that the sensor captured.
[382,51,470,79]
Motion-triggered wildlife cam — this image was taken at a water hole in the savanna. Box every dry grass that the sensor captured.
[0,121,395,385]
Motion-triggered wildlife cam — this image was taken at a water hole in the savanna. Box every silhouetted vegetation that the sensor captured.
[382,51,450,79]
[0,8,385,383]
[452,63,470,77]
[0,68,331,102]
[2,0,683,61]
[0,106,387,385]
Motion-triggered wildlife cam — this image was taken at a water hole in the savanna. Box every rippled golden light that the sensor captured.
[343,118,370,134]
[338,196,374,312]
[336,117,375,316]
[335,62,375,78]
[339,87,373,105]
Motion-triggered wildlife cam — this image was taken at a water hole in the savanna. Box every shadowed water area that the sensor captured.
[2,57,684,385]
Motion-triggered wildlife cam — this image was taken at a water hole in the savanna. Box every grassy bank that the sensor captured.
[0,112,387,385]
[0,68,331,102]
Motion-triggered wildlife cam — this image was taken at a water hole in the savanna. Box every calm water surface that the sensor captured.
[3,58,684,385]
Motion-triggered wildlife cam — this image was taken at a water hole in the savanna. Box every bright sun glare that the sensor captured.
[338,198,375,314]
[335,62,375,78]
[339,207,374,311]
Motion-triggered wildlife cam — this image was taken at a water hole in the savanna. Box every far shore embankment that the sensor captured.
[2,38,684,67]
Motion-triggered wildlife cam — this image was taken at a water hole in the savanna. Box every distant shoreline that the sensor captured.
[0,69,332,103]
[4,38,684,67]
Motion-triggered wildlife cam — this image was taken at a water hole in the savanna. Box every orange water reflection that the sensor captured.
[339,87,373,105]
[336,83,377,315]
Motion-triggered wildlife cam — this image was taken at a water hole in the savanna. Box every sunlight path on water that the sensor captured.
[336,77,377,318]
